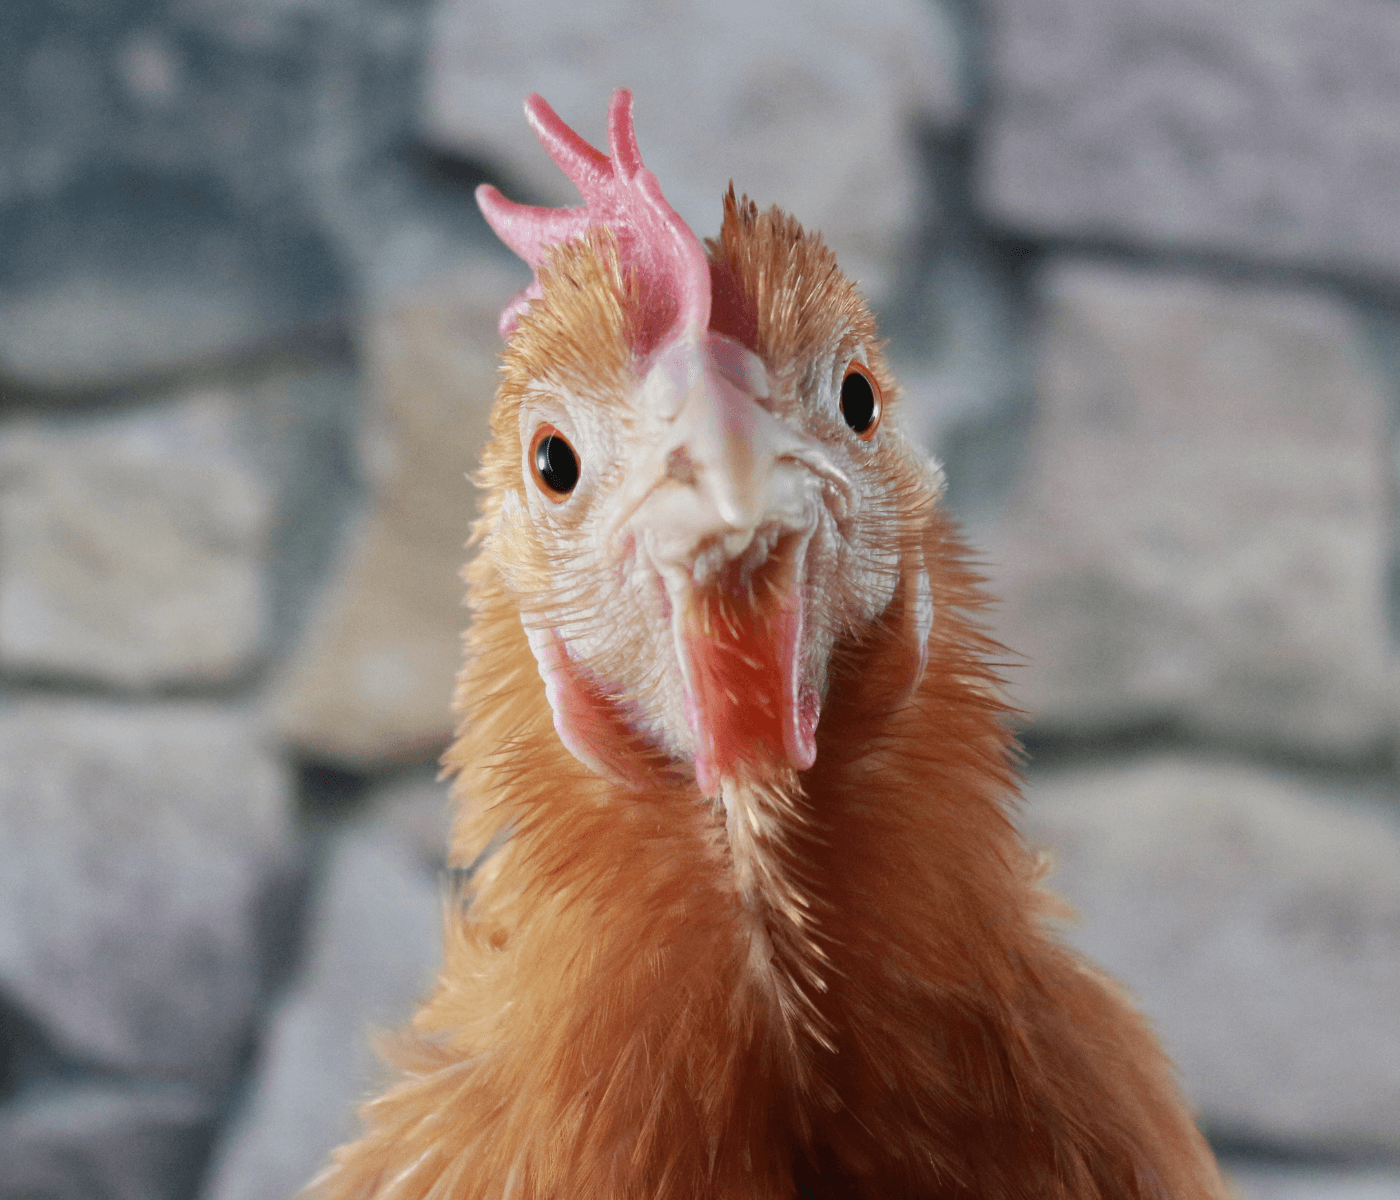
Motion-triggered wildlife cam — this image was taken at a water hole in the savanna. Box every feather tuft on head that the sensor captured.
[476,89,711,356]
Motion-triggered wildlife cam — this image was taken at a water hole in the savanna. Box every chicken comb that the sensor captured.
[476,89,711,355]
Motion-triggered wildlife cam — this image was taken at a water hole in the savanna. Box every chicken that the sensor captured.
[312,90,1231,1200]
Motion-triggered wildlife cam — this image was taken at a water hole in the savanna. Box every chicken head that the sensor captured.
[474,89,935,803]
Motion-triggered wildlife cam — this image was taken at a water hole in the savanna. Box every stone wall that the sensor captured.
[0,3,1395,1198]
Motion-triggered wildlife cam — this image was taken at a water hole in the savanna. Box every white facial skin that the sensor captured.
[492,329,924,788]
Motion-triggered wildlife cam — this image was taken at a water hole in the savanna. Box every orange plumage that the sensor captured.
[311,92,1231,1199]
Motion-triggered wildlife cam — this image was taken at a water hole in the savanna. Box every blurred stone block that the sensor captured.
[200,823,442,1200]
[269,257,518,768]
[979,0,1400,282]
[0,170,346,390]
[362,767,454,872]
[0,391,273,689]
[222,360,364,664]
[983,260,1395,757]
[0,2,478,388]
[1226,1162,1400,1200]
[1023,757,1400,1151]
[420,0,967,304]
[0,1082,214,1200]
[892,244,1032,479]
[267,513,463,769]
[0,702,295,1087]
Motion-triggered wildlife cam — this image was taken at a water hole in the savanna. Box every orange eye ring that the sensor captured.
[840,361,882,439]
[529,424,580,501]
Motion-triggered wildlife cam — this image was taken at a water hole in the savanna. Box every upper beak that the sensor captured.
[609,332,848,563]
[645,331,799,534]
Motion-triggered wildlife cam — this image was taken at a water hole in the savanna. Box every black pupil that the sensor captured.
[536,433,580,494]
[840,369,876,433]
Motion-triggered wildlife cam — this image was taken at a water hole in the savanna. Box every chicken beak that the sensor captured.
[623,333,824,794]
[634,331,801,532]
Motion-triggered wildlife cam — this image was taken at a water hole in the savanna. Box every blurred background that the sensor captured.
[0,1,1396,1197]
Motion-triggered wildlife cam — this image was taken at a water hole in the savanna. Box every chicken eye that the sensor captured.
[529,425,580,500]
[839,362,882,439]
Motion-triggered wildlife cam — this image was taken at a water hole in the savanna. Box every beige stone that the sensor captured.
[419,0,965,305]
[980,260,1396,757]
[0,391,272,688]
[980,0,1400,284]
[269,257,520,768]
[1023,757,1400,1150]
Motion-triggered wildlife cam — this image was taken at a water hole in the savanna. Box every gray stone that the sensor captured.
[0,702,295,1086]
[269,256,518,768]
[1022,757,1400,1151]
[0,1,488,389]
[0,172,347,389]
[979,259,1395,758]
[0,391,274,689]
[201,823,443,1200]
[891,242,1032,481]
[0,1082,213,1200]
[978,0,1400,282]
[420,0,967,304]
[1225,1162,1400,1200]
[362,767,454,872]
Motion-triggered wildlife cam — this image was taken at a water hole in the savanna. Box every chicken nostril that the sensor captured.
[664,445,699,486]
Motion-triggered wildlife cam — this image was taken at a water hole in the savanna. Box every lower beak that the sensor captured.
[665,532,819,796]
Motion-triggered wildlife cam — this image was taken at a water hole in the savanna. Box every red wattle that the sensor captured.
[532,627,652,790]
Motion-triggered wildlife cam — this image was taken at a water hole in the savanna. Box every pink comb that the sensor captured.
[476,89,711,356]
